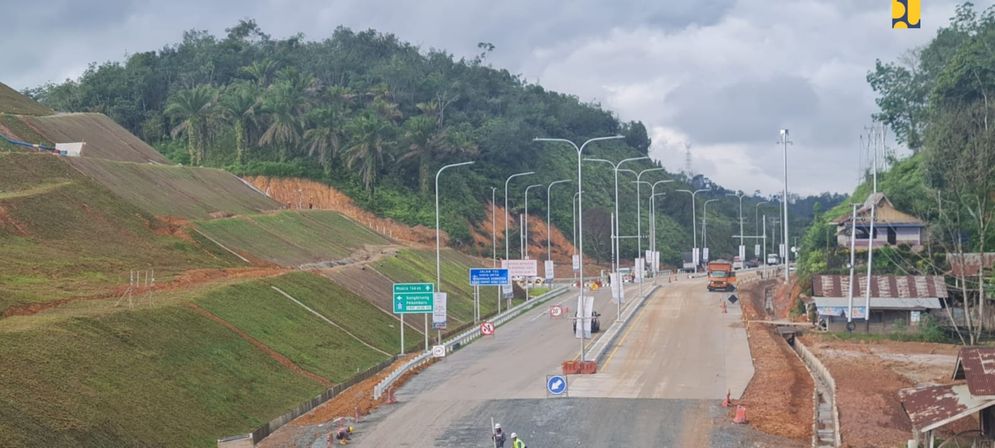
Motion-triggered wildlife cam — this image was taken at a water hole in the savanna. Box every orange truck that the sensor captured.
[706,259,736,292]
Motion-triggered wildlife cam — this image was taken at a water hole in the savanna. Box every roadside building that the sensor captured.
[811,274,946,333]
[900,347,995,447]
[833,193,926,250]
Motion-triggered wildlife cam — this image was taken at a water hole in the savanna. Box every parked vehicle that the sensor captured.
[706,260,736,292]
[732,256,744,270]
[572,311,601,333]
[766,253,780,265]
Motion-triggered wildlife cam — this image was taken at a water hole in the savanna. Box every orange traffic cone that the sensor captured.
[733,405,748,424]
[722,390,731,408]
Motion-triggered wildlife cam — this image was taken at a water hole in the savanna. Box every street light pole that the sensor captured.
[633,168,665,279]
[491,187,497,268]
[779,129,791,282]
[676,188,710,273]
[523,184,544,260]
[754,201,770,261]
[583,156,648,277]
[727,192,745,261]
[435,161,474,349]
[546,179,571,265]
[648,180,675,273]
[702,198,720,262]
[504,171,535,261]
[534,135,623,363]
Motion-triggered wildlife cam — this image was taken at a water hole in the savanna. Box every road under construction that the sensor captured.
[342,276,805,447]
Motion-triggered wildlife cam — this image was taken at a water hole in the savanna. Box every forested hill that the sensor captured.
[26,20,836,264]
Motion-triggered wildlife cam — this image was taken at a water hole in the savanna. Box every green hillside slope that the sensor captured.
[0,152,239,309]
[0,82,52,116]
[196,210,390,265]
[69,157,280,219]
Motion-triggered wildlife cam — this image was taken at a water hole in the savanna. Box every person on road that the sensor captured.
[331,426,353,445]
[492,423,506,447]
[511,432,526,448]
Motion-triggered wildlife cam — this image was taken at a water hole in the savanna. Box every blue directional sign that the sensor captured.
[469,268,510,286]
[546,374,567,396]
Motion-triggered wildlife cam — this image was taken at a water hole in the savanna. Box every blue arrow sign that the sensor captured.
[469,268,510,286]
[546,375,567,396]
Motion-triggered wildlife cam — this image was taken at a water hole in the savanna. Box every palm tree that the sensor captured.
[241,59,279,87]
[399,114,442,195]
[165,85,216,165]
[343,113,392,198]
[219,82,259,165]
[304,108,343,174]
[259,81,305,161]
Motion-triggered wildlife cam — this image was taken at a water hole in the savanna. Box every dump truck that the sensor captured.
[706,259,736,292]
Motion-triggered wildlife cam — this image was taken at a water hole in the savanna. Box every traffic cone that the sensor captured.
[733,405,748,424]
[386,387,397,404]
[722,390,731,408]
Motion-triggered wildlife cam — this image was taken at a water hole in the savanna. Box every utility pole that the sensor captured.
[728,192,745,261]
[523,184,544,260]
[677,188,710,273]
[491,187,497,268]
[779,129,791,282]
[435,161,474,349]
[504,172,535,261]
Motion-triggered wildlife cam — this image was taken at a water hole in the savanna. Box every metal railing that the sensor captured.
[373,286,568,400]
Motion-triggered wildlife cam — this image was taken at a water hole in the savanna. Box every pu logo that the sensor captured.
[893,0,921,29]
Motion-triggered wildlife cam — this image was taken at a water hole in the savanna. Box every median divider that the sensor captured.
[372,285,568,400]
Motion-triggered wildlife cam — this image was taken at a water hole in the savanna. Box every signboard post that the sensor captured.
[469,268,510,286]
[393,283,434,355]
[544,259,554,283]
[755,244,761,258]
[502,259,538,302]
[546,374,568,397]
[432,292,447,333]
[432,344,446,358]
[572,254,580,272]
[480,321,495,336]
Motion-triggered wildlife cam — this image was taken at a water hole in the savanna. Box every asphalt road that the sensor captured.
[339,277,801,447]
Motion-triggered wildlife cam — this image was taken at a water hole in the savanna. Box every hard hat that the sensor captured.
[510,432,518,438]
[494,423,501,429]
[348,426,354,433]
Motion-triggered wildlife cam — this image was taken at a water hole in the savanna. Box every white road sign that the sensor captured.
[480,321,495,335]
[432,292,447,329]
[572,254,580,271]
[544,260,554,282]
[549,304,563,318]
[431,344,446,358]
[502,259,538,277]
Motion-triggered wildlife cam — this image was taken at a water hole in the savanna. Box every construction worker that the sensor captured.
[332,425,353,445]
[510,432,526,448]
[492,423,506,447]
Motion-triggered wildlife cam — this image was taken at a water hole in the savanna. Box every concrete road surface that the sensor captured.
[333,277,801,447]
[569,279,754,399]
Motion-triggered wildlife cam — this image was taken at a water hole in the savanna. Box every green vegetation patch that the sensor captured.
[68,157,280,219]
[197,272,395,382]
[0,153,240,309]
[373,249,489,325]
[0,305,321,448]
[196,210,389,266]
[0,114,53,152]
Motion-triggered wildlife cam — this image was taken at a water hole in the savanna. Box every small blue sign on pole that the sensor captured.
[546,374,567,396]
[469,268,510,286]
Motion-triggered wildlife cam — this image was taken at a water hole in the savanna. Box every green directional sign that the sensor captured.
[392,283,434,314]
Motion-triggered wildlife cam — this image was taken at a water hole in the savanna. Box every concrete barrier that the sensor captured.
[793,338,842,448]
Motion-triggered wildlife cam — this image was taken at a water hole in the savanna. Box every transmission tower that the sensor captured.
[683,142,693,177]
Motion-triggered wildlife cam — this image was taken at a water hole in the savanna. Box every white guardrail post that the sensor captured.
[373,286,568,400]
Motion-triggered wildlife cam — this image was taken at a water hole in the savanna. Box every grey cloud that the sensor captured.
[668,76,819,145]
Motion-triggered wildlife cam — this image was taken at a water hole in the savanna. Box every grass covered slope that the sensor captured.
[0,152,239,309]
[198,272,411,381]
[0,82,52,116]
[20,113,167,163]
[196,210,390,266]
[373,249,490,326]
[0,305,323,448]
[69,157,280,219]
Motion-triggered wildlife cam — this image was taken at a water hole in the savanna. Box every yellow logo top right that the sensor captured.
[893,0,921,28]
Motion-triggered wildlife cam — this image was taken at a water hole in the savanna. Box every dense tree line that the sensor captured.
[27,20,831,264]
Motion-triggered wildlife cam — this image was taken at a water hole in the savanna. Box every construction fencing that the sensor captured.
[218,355,398,447]
[372,286,568,400]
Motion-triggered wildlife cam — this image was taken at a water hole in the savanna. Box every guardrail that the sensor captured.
[372,286,568,400]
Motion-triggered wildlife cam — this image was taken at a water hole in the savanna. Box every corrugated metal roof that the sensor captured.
[833,193,925,226]
[900,384,995,432]
[946,253,995,277]
[813,297,941,310]
[812,275,948,299]
[952,348,995,398]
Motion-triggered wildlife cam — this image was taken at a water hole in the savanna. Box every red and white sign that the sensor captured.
[502,259,538,277]
[549,304,563,318]
[480,321,495,335]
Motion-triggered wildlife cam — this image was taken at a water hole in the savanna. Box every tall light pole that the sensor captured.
[546,179,571,262]
[533,135,624,363]
[754,201,770,261]
[523,184,544,259]
[633,168,665,277]
[779,129,791,282]
[435,161,474,349]
[649,180,675,271]
[676,188,710,273]
[702,198,720,262]
[727,192,745,261]
[583,156,648,275]
[491,187,497,268]
[504,171,535,261]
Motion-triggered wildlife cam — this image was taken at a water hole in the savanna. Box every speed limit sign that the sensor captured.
[549,304,563,318]
[480,321,495,335]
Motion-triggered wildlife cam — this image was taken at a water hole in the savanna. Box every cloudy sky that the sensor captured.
[2,0,987,195]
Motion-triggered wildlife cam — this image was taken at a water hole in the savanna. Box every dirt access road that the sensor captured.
[330,277,800,447]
